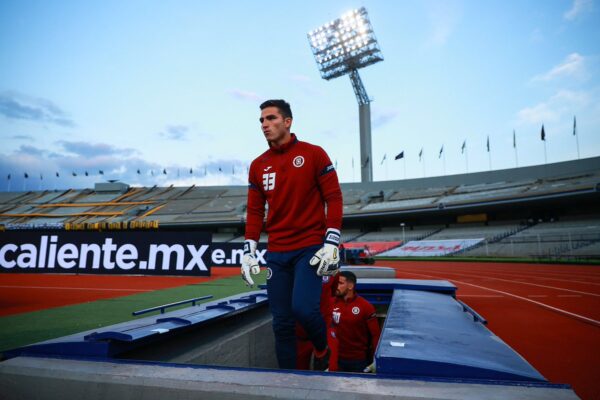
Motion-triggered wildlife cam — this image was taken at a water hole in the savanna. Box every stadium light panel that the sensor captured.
[307,7,383,80]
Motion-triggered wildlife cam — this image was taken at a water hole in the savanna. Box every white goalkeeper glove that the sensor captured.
[241,239,260,287]
[309,228,341,277]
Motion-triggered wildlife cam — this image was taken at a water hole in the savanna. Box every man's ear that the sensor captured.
[284,117,292,129]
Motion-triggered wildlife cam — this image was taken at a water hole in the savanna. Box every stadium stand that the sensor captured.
[1,156,599,259]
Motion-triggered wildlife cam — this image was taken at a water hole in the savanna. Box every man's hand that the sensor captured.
[363,360,376,373]
[241,239,260,287]
[310,228,341,277]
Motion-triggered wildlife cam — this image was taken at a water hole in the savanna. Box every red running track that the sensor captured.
[0,268,239,317]
[382,260,600,400]
[1,262,598,399]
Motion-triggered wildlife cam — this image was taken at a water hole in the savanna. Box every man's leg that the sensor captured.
[291,245,327,353]
[266,251,296,369]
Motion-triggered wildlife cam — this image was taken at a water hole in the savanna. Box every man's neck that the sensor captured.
[270,132,292,148]
[344,291,356,302]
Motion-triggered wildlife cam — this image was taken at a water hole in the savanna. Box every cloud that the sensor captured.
[424,0,463,47]
[56,141,136,158]
[564,0,593,21]
[532,53,587,82]
[372,108,401,128]
[16,145,47,157]
[516,89,591,126]
[226,89,263,102]
[0,143,248,191]
[158,125,189,141]
[0,91,75,127]
[9,135,34,141]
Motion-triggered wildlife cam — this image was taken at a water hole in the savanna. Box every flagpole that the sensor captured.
[488,152,492,171]
[423,154,426,177]
[543,140,547,164]
[385,157,388,180]
[465,145,469,173]
[403,158,406,179]
[7,176,10,192]
[514,130,518,167]
[574,116,580,159]
[442,149,446,175]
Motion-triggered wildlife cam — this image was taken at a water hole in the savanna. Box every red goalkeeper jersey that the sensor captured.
[245,134,343,252]
[332,294,380,361]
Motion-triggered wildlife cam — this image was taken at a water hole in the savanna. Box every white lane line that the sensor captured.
[401,268,600,297]
[394,269,600,327]
[527,295,547,298]
[0,285,150,292]
[438,268,600,287]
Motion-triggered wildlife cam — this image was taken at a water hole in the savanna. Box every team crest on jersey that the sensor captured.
[322,276,330,283]
[293,155,304,167]
[266,267,273,280]
[352,306,360,315]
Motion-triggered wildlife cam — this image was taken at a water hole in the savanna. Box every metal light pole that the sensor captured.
[308,7,383,182]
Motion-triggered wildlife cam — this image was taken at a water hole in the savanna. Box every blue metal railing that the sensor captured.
[132,295,213,316]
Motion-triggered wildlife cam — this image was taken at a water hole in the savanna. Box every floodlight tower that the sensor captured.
[308,7,383,182]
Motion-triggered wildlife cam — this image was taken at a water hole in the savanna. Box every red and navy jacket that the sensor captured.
[245,134,343,252]
[331,294,380,361]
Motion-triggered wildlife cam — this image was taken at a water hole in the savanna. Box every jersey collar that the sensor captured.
[269,133,298,154]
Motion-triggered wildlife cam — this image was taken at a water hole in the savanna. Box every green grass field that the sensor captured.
[0,274,265,356]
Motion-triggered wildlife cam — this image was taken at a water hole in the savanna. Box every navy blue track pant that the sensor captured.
[266,245,327,369]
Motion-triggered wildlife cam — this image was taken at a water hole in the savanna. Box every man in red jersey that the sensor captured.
[241,99,343,370]
[332,270,381,372]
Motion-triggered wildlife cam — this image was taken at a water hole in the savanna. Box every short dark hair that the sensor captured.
[339,270,357,286]
[260,99,293,119]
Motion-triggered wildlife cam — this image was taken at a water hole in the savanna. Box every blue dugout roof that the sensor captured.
[5,279,547,384]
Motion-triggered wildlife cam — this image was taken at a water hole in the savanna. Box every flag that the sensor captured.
[162,169,167,175]
[7,174,11,180]
[189,168,193,174]
[137,169,141,174]
[99,170,104,175]
[151,170,154,176]
[84,171,88,176]
[362,156,369,168]
[513,130,516,148]
[72,172,77,177]
[380,154,387,165]
[232,165,235,175]
[204,166,207,175]
[573,116,576,136]
[218,167,222,172]
[418,148,423,161]
[541,124,546,141]
[40,173,43,180]
[395,151,404,160]
[56,172,59,177]
[438,145,444,158]
[486,136,490,152]
[24,172,29,179]
[461,140,466,154]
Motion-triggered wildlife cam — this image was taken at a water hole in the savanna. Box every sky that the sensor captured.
[1,0,599,191]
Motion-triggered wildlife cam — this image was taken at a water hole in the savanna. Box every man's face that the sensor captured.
[336,276,352,297]
[260,106,292,145]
